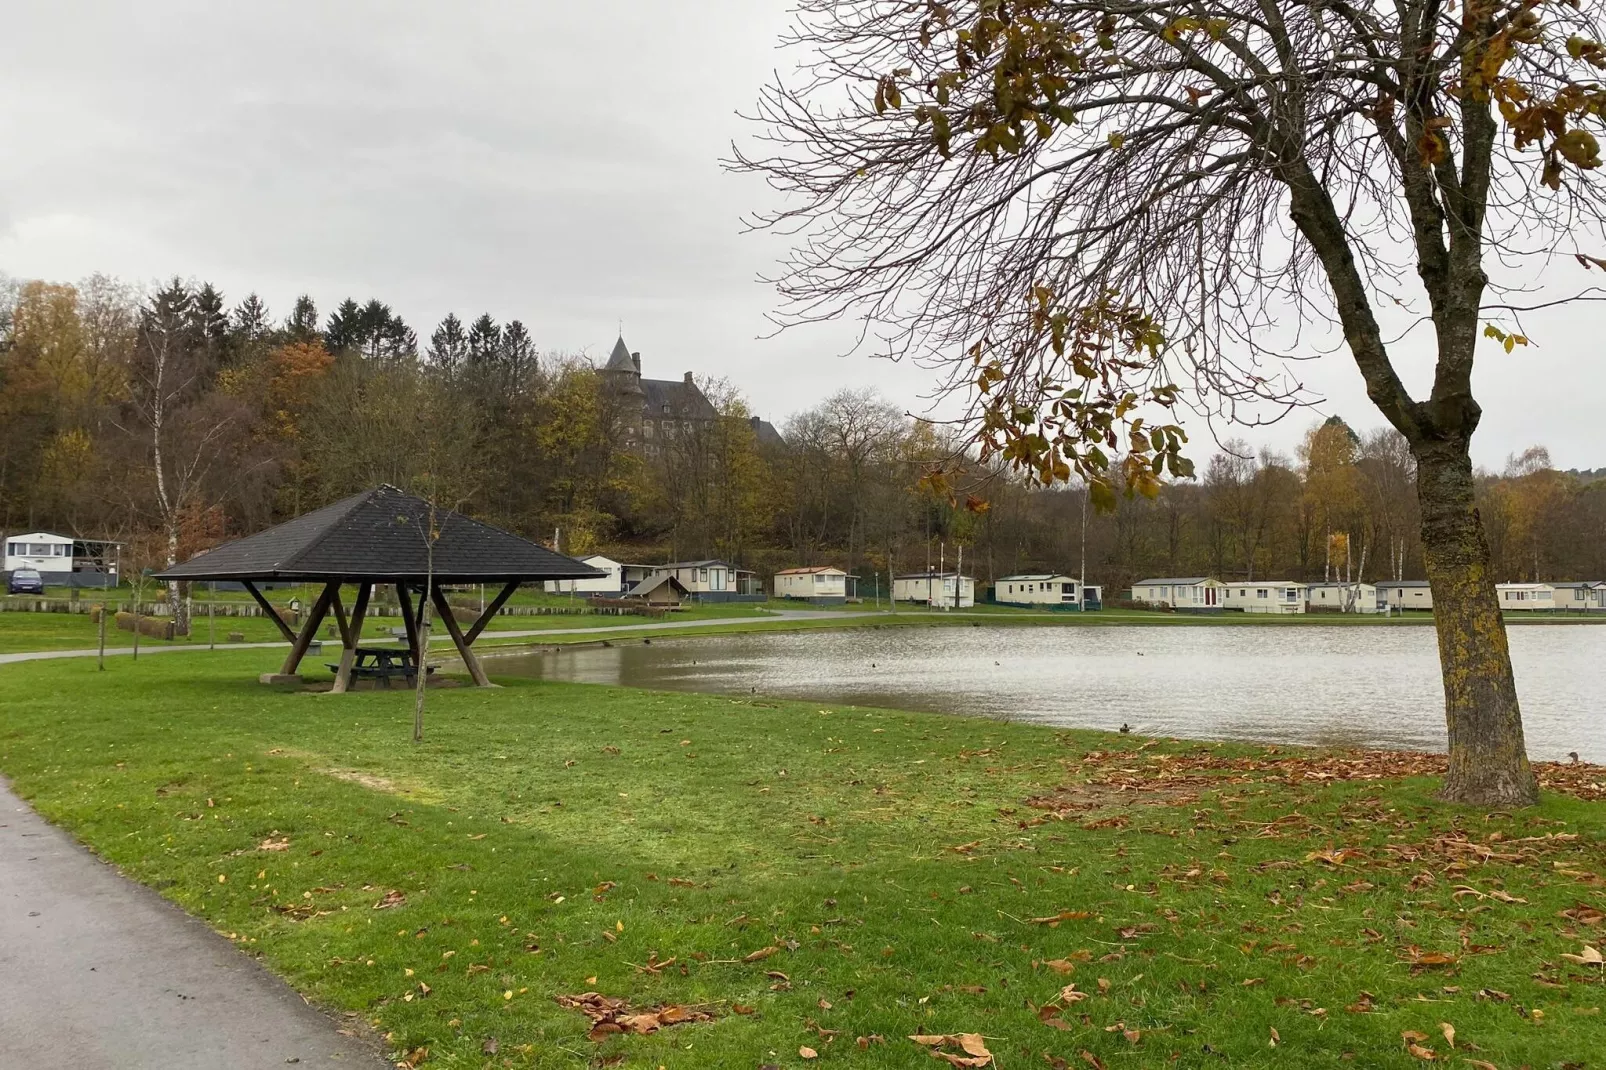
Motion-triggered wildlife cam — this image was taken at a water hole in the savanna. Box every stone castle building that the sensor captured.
[601,335,783,457]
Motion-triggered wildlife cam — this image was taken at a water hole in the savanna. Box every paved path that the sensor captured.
[0,777,387,1069]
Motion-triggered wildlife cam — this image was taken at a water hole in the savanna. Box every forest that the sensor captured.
[3,272,1603,603]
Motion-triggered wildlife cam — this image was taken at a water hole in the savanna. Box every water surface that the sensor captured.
[485,624,1605,761]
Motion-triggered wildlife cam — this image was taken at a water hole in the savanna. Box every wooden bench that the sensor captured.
[327,646,435,689]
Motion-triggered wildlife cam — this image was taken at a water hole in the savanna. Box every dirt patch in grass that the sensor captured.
[264,747,433,799]
[324,767,405,793]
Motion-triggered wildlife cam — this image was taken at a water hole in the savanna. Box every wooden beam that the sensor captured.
[242,580,296,643]
[280,581,338,676]
[330,582,372,694]
[431,583,491,687]
[396,581,420,662]
[464,581,519,645]
[330,588,350,647]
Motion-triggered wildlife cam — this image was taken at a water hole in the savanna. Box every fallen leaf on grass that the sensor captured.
[1439,1022,1455,1048]
[555,992,715,1042]
[743,945,780,963]
[1079,1051,1105,1070]
[257,837,290,852]
[799,1046,817,1060]
[372,890,406,911]
[1560,945,1603,965]
[1031,911,1092,926]
[909,1033,993,1067]
[1403,947,1459,968]
[1401,1032,1436,1060]
[1461,1060,1499,1070]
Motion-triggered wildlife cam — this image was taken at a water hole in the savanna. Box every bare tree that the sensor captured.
[735,0,1606,805]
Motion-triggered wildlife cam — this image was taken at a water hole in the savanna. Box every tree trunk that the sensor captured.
[1414,441,1538,807]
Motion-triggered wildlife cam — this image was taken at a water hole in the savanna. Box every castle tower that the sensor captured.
[602,335,644,398]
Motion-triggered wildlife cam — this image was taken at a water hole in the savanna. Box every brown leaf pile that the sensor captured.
[1053,746,1606,801]
[555,992,716,1042]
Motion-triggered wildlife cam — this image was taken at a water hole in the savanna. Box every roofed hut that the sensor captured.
[157,486,603,689]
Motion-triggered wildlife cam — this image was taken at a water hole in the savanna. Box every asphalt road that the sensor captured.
[0,777,388,1070]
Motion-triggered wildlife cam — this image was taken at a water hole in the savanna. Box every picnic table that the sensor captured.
[326,645,432,688]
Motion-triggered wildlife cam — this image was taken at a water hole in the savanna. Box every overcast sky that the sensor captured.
[1,1,1599,470]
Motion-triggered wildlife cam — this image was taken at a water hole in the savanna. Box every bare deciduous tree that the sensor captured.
[734,0,1606,805]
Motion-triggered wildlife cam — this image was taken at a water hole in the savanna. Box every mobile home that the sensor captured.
[1376,580,1433,612]
[1552,581,1606,612]
[545,554,624,596]
[647,560,762,601]
[4,532,75,576]
[1131,577,1227,610]
[894,572,975,608]
[773,566,849,603]
[995,574,1086,609]
[1496,583,1557,611]
[1222,582,1309,614]
[1305,582,1380,614]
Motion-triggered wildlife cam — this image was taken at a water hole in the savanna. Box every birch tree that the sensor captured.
[122,280,241,635]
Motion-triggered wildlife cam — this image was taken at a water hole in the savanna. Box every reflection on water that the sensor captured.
[485,624,1606,761]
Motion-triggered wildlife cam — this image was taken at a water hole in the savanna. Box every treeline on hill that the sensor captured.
[2,273,1603,607]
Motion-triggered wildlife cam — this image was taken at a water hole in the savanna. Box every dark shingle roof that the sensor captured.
[604,336,637,372]
[750,417,785,447]
[156,486,605,583]
[640,378,718,421]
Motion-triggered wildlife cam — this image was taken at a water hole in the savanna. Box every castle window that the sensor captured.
[683,421,693,432]
[643,423,653,438]
[662,404,671,415]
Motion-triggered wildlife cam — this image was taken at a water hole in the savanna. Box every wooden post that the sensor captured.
[279,581,338,677]
[330,582,372,693]
[431,583,491,687]
[396,582,420,658]
[463,581,519,645]
[242,580,297,643]
[330,589,350,646]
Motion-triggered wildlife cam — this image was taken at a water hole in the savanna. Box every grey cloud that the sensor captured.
[0,0,1596,468]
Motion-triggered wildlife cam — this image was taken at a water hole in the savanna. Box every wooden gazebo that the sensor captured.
[157,486,603,690]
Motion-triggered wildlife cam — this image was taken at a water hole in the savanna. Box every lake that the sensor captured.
[483,623,1606,762]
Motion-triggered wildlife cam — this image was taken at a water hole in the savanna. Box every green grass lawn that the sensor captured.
[1,651,1602,1068]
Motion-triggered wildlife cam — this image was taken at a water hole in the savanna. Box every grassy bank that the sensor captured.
[1,651,1602,1068]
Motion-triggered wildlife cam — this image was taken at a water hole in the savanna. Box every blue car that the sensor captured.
[7,568,45,595]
